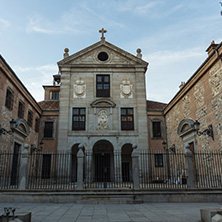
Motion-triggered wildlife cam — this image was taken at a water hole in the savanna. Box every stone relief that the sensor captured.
[120,78,133,98]
[73,78,86,98]
[97,109,109,130]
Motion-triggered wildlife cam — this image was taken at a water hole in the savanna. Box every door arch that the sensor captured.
[121,144,133,182]
[93,140,114,182]
[71,144,79,182]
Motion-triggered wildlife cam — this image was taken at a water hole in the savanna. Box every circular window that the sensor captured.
[97,52,108,61]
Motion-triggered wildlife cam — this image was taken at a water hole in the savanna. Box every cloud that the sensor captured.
[144,47,206,103]
[0,18,10,29]
[26,5,125,35]
[14,64,58,102]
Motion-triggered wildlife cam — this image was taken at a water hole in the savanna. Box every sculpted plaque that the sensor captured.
[74,78,86,98]
[120,78,133,98]
[97,109,109,130]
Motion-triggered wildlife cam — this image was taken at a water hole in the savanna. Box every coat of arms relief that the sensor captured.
[120,78,133,98]
[73,78,86,98]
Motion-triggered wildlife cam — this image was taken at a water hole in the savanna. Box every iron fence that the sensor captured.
[0,150,222,190]
[0,152,20,189]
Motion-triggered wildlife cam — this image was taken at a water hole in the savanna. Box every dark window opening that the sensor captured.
[43,121,54,138]
[18,100,25,118]
[35,118,40,132]
[121,108,134,130]
[52,91,59,100]
[42,154,51,179]
[155,154,163,167]
[5,88,14,110]
[152,121,162,138]
[72,108,86,130]
[96,75,110,97]
[98,52,108,61]
[27,110,33,127]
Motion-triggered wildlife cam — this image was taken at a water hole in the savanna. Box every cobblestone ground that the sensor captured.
[0,202,221,222]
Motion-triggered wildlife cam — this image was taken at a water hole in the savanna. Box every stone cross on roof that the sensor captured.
[99,28,107,41]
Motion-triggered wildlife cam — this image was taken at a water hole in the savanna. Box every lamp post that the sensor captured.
[0,119,17,135]
[193,120,214,140]
[162,141,170,180]
[31,141,44,180]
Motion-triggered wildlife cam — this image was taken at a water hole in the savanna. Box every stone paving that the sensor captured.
[0,202,221,222]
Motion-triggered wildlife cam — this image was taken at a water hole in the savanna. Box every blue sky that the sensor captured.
[0,0,222,103]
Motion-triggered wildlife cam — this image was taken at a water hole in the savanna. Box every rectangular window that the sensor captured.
[72,108,86,130]
[43,121,54,138]
[121,108,134,130]
[42,154,51,179]
[152,121,162,138]
[35,118,40,132]
[5,88,14,110]
[18,100,25,118]
[155,154,163,167]
[27,110,33,127]
[96,75,110,97]
[51,91,59,100]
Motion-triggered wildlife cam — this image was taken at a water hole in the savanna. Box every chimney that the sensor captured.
[179,81,186,89]
[206,40,218,56]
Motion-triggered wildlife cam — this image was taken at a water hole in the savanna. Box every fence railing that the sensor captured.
[0,150,222,190]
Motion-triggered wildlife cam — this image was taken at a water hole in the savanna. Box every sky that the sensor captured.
[0,0,222,103]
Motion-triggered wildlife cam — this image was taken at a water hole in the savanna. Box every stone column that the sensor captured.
[132,144,140,189]
[114,150,122,183]
[77,144,84,190]
[18,144,29,190]
[185,144,196,188]
[85,150,93,183]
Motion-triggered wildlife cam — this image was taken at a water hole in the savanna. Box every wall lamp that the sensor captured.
[162,141,176,153]
[31,141,44,153]
[0,119,17,136]
[193,120,214,140]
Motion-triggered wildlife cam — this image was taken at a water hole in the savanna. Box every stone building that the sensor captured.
[1,30,222,185]
[54,30,149,182]
[0,55,42,184]
[164,41,222,154]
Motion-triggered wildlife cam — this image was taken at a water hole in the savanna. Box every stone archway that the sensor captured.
[177,119,198,183]
[121,144,133,182]
[93,140,114,182]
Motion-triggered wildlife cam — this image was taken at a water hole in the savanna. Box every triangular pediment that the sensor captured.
[177,119,195,137]
[14,119,30,137]
[90,99,116,108]
[58,41,148,67]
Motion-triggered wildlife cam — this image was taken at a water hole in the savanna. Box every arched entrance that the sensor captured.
[177,119,198,183]
[121,144,133,182]
[93,140,114,182]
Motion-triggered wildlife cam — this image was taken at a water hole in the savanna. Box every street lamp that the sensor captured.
[0,119,17,136]
[162,141,170,179]
[193,120,214,140]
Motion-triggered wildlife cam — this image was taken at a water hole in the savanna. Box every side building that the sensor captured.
[164,41,222,153]
[0,55,42,152]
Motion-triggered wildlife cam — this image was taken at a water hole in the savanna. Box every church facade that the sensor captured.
[1,30,222,186]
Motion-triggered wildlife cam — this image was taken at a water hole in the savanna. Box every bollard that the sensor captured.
[77,144,84,190]
[18,144,29,190]
[132,144,140,189]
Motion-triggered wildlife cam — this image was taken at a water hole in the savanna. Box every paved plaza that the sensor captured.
[0,202,221,222]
